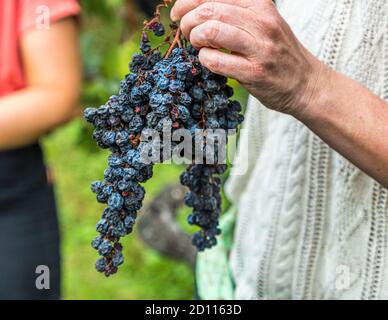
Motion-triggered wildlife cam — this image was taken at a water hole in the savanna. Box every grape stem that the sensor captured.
[164,28,182,58]
[143,0,175,30]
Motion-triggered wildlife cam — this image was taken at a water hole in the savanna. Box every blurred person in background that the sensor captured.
[0,0,81,299]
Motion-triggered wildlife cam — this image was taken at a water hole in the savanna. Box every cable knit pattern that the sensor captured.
[361,184,388,300]
[273,122,308,299]
[258,117,297,299]
[227,0,388,300]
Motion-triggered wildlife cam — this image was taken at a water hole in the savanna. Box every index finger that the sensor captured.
[170,0,254,21]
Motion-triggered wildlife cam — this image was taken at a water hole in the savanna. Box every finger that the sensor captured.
[198,47,253,82]
[180,2,253,39]
[171,0,254,22]
[190,20,253,54]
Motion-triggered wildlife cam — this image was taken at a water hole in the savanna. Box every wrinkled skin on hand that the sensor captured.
[171,0,331,118]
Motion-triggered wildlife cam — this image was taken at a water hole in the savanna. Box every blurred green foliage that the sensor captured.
[42,0,248,300]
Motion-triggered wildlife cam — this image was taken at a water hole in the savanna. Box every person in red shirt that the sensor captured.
[0,0,81,299]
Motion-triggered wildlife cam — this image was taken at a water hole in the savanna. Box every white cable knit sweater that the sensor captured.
[225,0,388,299]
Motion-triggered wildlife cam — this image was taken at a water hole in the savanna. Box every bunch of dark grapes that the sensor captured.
[84,0,244,276]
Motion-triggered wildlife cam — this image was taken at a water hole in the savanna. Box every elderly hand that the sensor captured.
[171,0,331,118]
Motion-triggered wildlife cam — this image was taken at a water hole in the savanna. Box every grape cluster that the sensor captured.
[84,3,243,276]
[84,95,152,276]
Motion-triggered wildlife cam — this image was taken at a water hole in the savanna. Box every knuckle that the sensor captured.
[263,16,278,29]
[197,2,216,20]
[207,58,222,72]
[203,20,221,41]
[249,60,265,79]
[201,52,221,72]
[257,16,281,39]
[264,41,278,57]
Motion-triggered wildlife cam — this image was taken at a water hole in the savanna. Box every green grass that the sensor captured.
[43,120,194,300]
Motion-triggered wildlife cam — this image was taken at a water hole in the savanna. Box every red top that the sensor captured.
[0,0,80,97]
